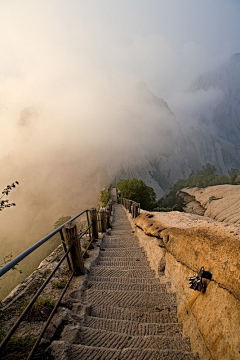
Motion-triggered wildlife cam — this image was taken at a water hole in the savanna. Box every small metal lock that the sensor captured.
[189,267,212,292]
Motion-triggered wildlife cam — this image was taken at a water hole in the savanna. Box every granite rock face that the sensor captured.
[112,55,240,197]
[179,184,240,224]
[134,209,240,360]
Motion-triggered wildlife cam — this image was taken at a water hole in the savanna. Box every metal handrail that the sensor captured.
[0,209,88,277]
[0,246,73,352]
[27,269,76,360]
[0,200,112,358]
[0,208,93,358]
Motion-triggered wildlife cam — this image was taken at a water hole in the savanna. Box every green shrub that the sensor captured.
[52,280,67,289]
[99,188,111,208]
[26,296,55,320]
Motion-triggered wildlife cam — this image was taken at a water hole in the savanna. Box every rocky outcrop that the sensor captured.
[179,184,240,223]
[133,211,240,360]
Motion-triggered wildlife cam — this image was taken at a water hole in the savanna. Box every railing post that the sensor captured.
[100,209,106,232]
[89,208,98,239]
[132,203,136,218]
[129,200,132,213]
[64,222,85,275]
[106,207,111,228]
[108,200,113,214]
[59,229,72,271]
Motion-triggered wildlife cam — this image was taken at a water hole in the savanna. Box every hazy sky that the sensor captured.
[0,0,239,186]
[0,0,239,154]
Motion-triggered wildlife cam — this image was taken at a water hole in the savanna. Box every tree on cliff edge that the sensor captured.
[117,178,156,210]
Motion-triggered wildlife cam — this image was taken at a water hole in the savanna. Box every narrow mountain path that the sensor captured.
[50,197,199,359]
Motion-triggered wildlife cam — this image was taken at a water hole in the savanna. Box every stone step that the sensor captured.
[85,289,176,310]
[108,233,136,238]
[103,233,137,238]
[90,263,151,271]
[85,280,167,292]
[95,262,149,269]
[96,255,148,262]
[102,237,138,244]
[90,304,178,323]
[78,326,192,351]
[99,248,146,257]
[95,259,150,267]
[49,341,199,360]
[100,243,140,249]
[87,276,161,285]
[89,267,155,278]
[107,226,134,231]
[83,315,182,336]
[120,348,199,360]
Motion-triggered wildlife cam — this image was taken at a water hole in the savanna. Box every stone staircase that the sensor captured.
[49,204,199,359]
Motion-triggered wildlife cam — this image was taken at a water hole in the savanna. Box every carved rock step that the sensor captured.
[87,275,161,285]
[110,222,133,228]
[97,248,147,257]
[50,341,199,360]
[108,233,136,239]
[100,238,141,244]
[89,304,178,323]
[83,315,182,336]
[99,247,148,261]
[89,267,155,278]
[85,289,176,309]
[85,280,167,292]
[78,326,192,351]
[96,255,147,261]
[95,259,150,267]
[111,224,134,232]
[103,232,137,237]
[91,261,151,270]
[100,243,141,249]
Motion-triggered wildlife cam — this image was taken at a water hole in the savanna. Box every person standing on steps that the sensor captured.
[117,188,121,203]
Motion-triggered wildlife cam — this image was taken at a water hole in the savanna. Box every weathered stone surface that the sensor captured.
[179,184,240,224]
[133,207,240,360]
[135,211,240,300]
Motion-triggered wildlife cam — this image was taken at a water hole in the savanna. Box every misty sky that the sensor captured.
[0,0,239,156]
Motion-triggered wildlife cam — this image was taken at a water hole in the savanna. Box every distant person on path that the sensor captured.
[117,188,121,203]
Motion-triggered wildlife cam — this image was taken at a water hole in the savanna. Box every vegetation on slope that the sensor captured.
[117,165,240,213]
[117,178,156,211]
[154,164,240,211]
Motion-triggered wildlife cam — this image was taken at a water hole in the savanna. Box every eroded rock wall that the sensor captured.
[179,185,240,224]
[132,211,240,360]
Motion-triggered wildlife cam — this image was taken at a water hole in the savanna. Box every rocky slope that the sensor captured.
[179,184,240,223]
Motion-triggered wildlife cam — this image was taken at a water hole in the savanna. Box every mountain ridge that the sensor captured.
[112,54,240,197]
